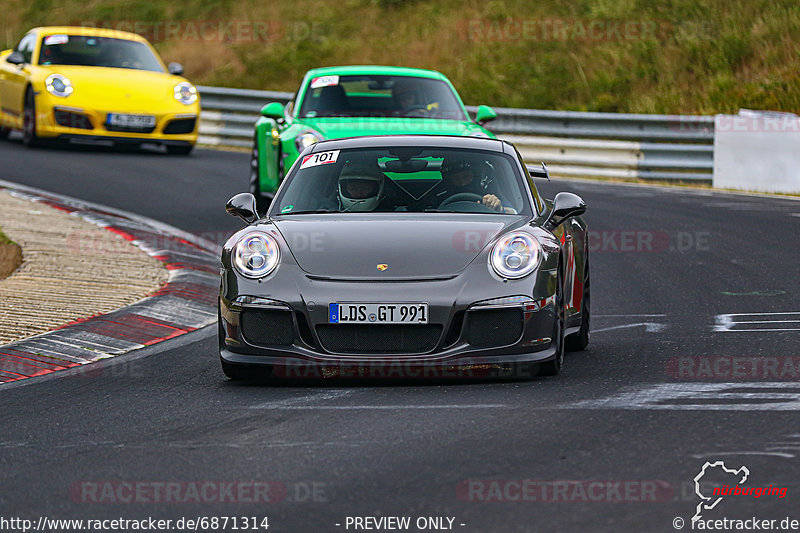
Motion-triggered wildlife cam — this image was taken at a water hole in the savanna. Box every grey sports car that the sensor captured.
[219,135,589,380]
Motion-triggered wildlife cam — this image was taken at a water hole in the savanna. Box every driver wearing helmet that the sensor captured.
[338,162,389,212]
[392,79,429,115]
[436,157,514,213]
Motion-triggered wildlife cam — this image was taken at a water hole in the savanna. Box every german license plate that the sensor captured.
[329,303,428,324]
[106,113,156,128]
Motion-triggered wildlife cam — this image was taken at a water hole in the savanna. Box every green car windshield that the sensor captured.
[38,35,163,72]
[272,147,531,216]
[297,75,468,121]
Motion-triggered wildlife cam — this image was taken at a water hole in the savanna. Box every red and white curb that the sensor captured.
[0,183,219,384]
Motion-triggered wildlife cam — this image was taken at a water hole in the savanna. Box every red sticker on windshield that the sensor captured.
[300,150,340,169]
[310,75,339,89]
[44,35,69,46]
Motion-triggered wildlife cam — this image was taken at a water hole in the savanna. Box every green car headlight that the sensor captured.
[295,129,324,152]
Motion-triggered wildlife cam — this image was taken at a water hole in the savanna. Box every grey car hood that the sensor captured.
[272,215,528,280]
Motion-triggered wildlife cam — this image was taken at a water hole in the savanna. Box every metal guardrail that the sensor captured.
[197,86,293,149]
[197,85,713,182]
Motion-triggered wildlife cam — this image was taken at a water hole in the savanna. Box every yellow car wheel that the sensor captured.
[23,88,42,148]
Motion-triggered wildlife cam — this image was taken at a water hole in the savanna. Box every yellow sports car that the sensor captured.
[0,26,199,154]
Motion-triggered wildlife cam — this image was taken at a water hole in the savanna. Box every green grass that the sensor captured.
[0,227,16,246]
[3,0,800,113]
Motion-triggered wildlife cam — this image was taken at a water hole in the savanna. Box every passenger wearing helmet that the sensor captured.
[436,157,515,213]
[338,162,388,212]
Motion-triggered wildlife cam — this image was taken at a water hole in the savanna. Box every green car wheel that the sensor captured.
[248,137,274,213]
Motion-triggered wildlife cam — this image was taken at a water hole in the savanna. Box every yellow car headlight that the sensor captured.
[46,74,73,97]
[174,82,198,105]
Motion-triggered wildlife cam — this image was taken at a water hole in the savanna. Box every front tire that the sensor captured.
[538,267,566,376]
[565,255,590,351]
[218,311,273,381]
[0,124,10,140]
[23,87,43,147]
[248,139,274,213]
[512,266,565,379]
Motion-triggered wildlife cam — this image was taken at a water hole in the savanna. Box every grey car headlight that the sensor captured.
[46,74,73,97]
[490,232,542,279]
[232,232,280,278]
[295,129,323,152]
[173,82,198,105]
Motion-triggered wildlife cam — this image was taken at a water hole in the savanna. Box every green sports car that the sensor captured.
[249,65,498,208]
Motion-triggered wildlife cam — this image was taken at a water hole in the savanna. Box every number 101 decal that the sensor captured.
[300,150,340,169]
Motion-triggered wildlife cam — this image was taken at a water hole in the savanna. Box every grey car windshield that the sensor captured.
[272,147,531,216]
[297,75,467,120]
[38,35,163,72]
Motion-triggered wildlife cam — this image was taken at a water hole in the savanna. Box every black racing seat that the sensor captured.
[314,85,350,115]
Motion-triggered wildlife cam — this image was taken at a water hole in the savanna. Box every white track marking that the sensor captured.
[594,314,666,317]
[691,452,795,459]
[735,320,800,324]
[714,312,800,332]
[266,405,508,410]
[692,433,800,460]
[592,322,666,333]
[569,383,800,411]
[249,389,354,409]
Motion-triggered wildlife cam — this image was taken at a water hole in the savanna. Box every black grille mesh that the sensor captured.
[316,324,442,354]
[443,311,465,347]
[466,308,524,347]
[240,309,295,346]
[54,110,92,130]
[163,118,197,135]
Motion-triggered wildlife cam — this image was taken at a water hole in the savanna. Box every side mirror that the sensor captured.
[6,51,25,65]
[168,62,184,76]
[544,192,586,230]
[226,193,259,225]
[261,102,285,120]
[475,105,497,125]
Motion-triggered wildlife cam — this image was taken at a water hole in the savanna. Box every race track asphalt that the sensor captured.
[2,138,800,532]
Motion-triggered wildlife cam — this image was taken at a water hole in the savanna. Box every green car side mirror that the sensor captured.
[261,102,285,120]
[475,105,497,125]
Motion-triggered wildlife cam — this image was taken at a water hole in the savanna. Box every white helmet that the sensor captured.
[338,164,385,212]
